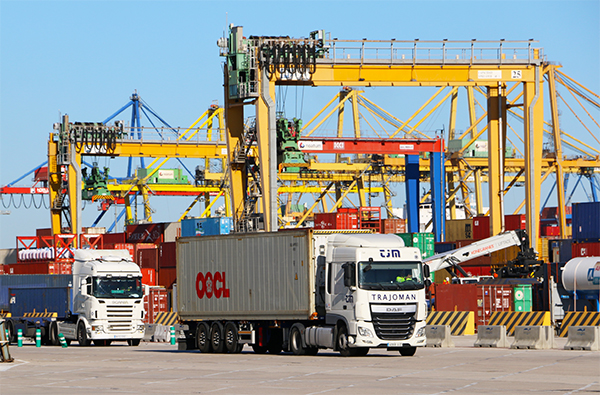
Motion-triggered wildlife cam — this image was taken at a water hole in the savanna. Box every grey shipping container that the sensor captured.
[572,202,600,241]
[0,274,72,311]
[177,230,315,321]
[9,287,73,318]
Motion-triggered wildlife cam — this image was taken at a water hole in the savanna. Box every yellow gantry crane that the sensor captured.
[219,26,599,249]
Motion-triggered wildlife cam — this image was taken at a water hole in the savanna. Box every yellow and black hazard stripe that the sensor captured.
[558,312,600,338]
[488,311,550,335]
[23,312,57,318]
[426,311,475,335]
[0,313,11,318]
[154,312,179,326]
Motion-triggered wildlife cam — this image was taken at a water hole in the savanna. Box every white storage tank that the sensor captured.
[562,257,600,291]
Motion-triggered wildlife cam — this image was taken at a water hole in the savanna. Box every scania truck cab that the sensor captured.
[58,249,145,346]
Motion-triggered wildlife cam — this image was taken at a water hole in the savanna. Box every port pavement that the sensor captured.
[1,336,598,395]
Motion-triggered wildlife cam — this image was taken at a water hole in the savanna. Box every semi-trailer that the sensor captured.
[177,229,430,356]
[3,249,145,346]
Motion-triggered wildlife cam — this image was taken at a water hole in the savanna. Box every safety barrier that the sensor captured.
[425,325,455,347]
[511,326,554,349]
[564,326,600,351]
[558,312,600,338]
[154,312,179,326]
[23,312,57,318]
[474,325,509,348]
[488,311,550,335]
[0,313,10,319]
[426,311,475,335]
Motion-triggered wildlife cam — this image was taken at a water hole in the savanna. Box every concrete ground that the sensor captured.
[1,336,598,395]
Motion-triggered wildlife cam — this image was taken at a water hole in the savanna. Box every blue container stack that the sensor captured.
[181,217,233,237]
[572,202,600,242]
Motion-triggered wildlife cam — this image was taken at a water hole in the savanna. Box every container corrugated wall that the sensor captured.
[572,202,600,241]
[0,274,72,311]
[177,230,314,320]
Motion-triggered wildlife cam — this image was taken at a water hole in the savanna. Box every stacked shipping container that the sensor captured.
[571,202,600,259]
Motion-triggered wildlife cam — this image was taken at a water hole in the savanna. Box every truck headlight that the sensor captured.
[92,325,104,332]
[416,327,425,337]
[137,325,145,332]
[358,326,374,338]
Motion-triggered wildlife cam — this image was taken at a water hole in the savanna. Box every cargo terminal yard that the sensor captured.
[0,13,599,395]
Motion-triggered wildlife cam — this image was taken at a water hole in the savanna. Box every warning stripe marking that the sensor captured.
[558,312,600,338]
[0,313,11,318]
[488,311,550,335]
[23,312,57,318]
[427,311,473,335]
[154,312,179,326]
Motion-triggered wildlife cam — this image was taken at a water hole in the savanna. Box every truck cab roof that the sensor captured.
[73,249,140,277]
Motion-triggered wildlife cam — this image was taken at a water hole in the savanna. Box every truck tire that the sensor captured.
[49,322,59,346]
[127,339,140,346]
[336,325,353,357]
[399,347,416,356]
[197,322,212,353]
[306,346,319,356]
[210,322,225,353]
[251,344,268,354]
[289,326,306,355]
[6,320,15,345]
[77,322,91,347]
[224,322,242,353]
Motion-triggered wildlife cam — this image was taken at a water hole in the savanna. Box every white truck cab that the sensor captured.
[59,249,145,346]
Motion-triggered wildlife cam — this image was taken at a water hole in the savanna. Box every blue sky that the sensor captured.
[1,0,599,248]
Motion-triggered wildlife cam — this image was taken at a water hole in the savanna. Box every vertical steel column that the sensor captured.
[48,136,61,235]
[487,84,506,236]
[431,151,445,242]
[405,154,420,233]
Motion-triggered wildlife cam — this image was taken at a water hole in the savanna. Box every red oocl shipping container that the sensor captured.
[137,246,158,271]
[158,267,177,290]
[472,216,490,240]
[143,286,168,324]
[571,242,600,258]
[141,268,156,286]
[159,242,177,268]
[504,214,526,231]
[126,223,165,244]
[382,218,406,234]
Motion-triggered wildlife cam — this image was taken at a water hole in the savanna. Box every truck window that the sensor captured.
[326,262,331,294]
[92,277,143,299]
[358,261,425,290]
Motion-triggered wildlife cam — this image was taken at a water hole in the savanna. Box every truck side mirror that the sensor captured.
[423,264,431,278]
[342,262,356,288]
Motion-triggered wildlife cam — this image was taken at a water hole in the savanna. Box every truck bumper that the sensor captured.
[352,320,427,348]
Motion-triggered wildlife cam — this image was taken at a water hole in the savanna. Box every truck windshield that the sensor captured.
[92,277,143,299]
[358,261,424,290]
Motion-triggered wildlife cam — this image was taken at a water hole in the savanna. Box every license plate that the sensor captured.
[387,342,403,347]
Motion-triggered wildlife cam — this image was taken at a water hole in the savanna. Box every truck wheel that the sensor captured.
[336,325,352,357]
[77,322,91,346]
[399,346,417,356]
[6,320,15,344]
[354,347,369,356]
[49,322,59,346]
[210,322,225,353]
[224,322,241,353]
[127,339,141,346]
[251,344,268,354]
[197,322,212,353]
[306,347,319,356]
[290,327,306,355]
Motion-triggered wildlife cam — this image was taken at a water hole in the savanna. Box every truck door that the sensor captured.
[327,262,355,322]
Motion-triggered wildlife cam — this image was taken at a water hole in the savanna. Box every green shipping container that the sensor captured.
[514,284,532,312]
[396,232,435,259]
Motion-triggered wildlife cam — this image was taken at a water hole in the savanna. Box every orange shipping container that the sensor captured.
[382,218,406,234]
[142,268,156,286]
[143,286,168,324]
[158,267,177,290]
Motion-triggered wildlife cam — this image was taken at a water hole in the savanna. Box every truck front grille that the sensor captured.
[371,309,415,340]
[106,305,134,331]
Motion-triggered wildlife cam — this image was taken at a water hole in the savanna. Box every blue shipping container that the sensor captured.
[572,202,600,242]
[9,287,73,318]
[181,217,233,237]
[434,242,456,254]
[0,274,72,311]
